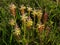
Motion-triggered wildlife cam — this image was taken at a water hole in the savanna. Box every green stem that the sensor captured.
[10,26,13,45]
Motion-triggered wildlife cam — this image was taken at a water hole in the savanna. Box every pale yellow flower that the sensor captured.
[32,9,37,17]
[21,13,28,22]
[20,5,26,10]
[26,19,33,27]
[37,24,45,33]
[13,24,21,36]
[27,7,32,12]
[9,19,15,26]
[36,10,43,18]
[9,3,16,9]
[9,3,16,17]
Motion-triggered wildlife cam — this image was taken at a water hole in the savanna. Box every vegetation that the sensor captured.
[0,0,60,45]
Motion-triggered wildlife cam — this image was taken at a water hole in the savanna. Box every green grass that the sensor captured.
[0,0,60,45]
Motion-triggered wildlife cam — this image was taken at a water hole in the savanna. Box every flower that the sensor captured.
[26,18,33,28]
[32,9,37,17]
[21,13,28,22]
[9,3,16,17]
[13,24,21,42]
[43,12,48,24]
[36,10,43,18]
[19,5,26,15]
[37,24,45,33]
[9,18,15,26]
[13,24,21,36]
[27,7,32,12]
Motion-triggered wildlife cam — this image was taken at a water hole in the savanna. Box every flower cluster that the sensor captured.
[9,4,49,42]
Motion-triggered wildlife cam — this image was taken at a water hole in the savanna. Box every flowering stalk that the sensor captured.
[9,3,16,18]
[43,12,48,24]
[36,9,43,24]
[32,9,37,29]
[20,5,26,15]
[13,24,21,42]
[21,13,27,43]
[27,6,32,16]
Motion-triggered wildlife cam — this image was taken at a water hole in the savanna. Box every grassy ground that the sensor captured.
[0,0,60,45]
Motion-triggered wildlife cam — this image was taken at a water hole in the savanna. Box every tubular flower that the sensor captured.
[32,9,37,17]
[27,7,32,12]
[19,5,26,15]
[37,24,45,33]
[21,13,28,22]
[26,18,33,28]
[9,18,15,26]
[9,3,16,17]
[13,24,21,42]
[36,10,43,19]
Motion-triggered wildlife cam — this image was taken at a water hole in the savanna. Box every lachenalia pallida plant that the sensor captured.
[9,3,49,45]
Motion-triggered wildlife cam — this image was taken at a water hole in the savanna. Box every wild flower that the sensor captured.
[9,18,15,26]
[19,5,26,15]
[36,9,43,24]
[21,13,28,22]
[32,9,37,17]
[36,10,43,19]
[26,17,33,28]
[13,24,21,36]
[27,7,32,12]
[9,3,16,17]
[37,24,45,33]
